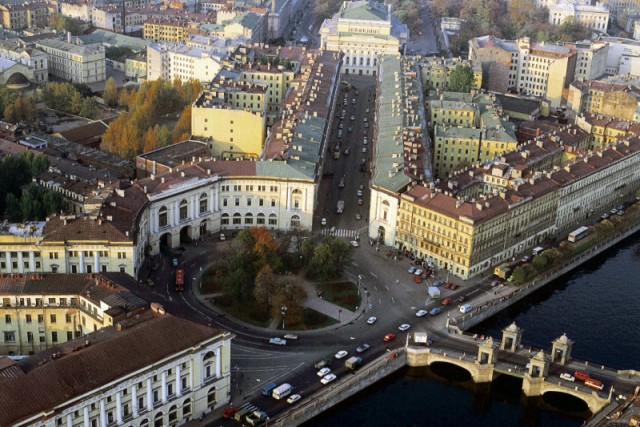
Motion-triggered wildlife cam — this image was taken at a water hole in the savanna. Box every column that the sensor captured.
[215,347,221,378]
[28,251,35,272]
[176,364,182,397]
[116,391,123,424]
[79,251,84,273]
[99,399,106,427]
[131,384,139,417]
[149,209,154,234]
[214,188,219,211]
[209,189,215,212]
[83,406,90,427]
[94,252,99,273]
[146,378,153,411]
[17,252,23,273]
[67,413,73,427]
[287,189,292,211]
[168,203,175,227]
[5,252,11,273]
[191,195,196,219]
[189,359,194,389]
[161,371,168,403]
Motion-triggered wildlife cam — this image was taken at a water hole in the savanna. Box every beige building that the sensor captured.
[0,272,147,355]
[144,18,193,43]
[0,309,232,427]
[549,2,609,31]
[191,82,267,159]
[0,2,49,30]
[320,0,408,75]
[420,57,482,91]
[35,39,106,84]
[0,39,48,84]
[568,78,640,122]
[146,43,223,83]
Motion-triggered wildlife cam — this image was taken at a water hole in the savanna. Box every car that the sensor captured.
[432,280,444,287]
[449,283,459,290]
[383,333,396,342]
[611,208,618,215]
[366,108,370,114]
[363,117,368,122]
[356,343,370,353]
[335,350,348,359]
[416,309,428,317]
[398,323,411,332]
[269,337,287,345]
[458,296,466,303]
[560,373,576,382]
[408,266,416,274]
[367,316,377,324]
[362,146,367,153]
[321,373,337,385]
[348,127,353,133]
[616,204,625,211]
[363,138,368,145]
[617,210,625,215]
[287,394,302,404]
[441,297,452,306]
[350,115,355,121]
[352,98,356,104]
[350,240,360,247]
[321,218,327,226]
[429,307,442,316]
[413,275,423,283]
[522,256,531,263]
[344,147,350,155]
[338,178,345,188]
[317,367,332,377]
[172,258,179,267]
[223,407,239,418]
[284,334,298,340]
[358,198,364,205]
[355,213,362,220]
[414,269,423,276]
[601,213,609,220]
[356,189,363,197]
[364,122,369,128]
[359,184,365,190]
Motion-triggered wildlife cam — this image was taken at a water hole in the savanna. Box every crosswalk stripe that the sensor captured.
[320,228,359,238]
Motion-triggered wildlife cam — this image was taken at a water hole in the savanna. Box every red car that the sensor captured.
[441,297,452,306]
[384,333,396,342]
[449,283,459,290]
[413,275,423,283]
[223,408,239,419]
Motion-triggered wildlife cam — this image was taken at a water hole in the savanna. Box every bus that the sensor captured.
[568,226,589,243]
[272,383,293,400]
[585,378,604,390]
[175,268,184,291]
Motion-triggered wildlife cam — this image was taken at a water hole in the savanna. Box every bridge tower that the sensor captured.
[551,333,574,365]
[522,350,550,397]
[475,337,498,382]
[500,322,523,352]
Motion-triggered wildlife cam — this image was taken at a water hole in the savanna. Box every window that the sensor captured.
[37,314,43,323]
[221,213,229,225]
[158,207,168,227]
[245,213,253,225]
[232,213,241,225]
[257,213,265,225]
[259,198,264,206]
[271,199,276,207]
[199,194,208,214]
[268,214,277,226]
[27,331,33,343]
[291,215,301,229]
[183,398,192,416]
[50,314,56,323]
[25,314,32,323]
[4,331,15,343]
[234,198,240,207]
[4,314,10,324]
[52,331,58,342]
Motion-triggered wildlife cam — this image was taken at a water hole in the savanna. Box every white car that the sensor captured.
[350,240,360,247]
[362,146,367,153]
[220,233,226,241]
[398,324,411,332]
[560,373,575,382]
[356,189,363,197]
[334,350,348,359]
[367,316,377,325]
[321,373,337,385]
[414,269,423,276]
[269,337,287,345]
[284,334,298,340]
[321,218,327,226]
[317,367,332,377]
[287,394,302,404]
[416,309,428,318]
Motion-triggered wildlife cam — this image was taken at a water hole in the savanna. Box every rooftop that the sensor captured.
[340,0,389,22]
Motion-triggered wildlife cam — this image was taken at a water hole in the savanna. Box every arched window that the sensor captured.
[139,419,149,427]
[153,412,164,427]
[245,213,253,225]
[268,213,277,226]
[221,213,229,225]
[168,405,178,422]
[232,213,241,225]
[203,351,215,379]
[257,213,265,225]
[158,206,168,227]
[182,398,192,417]
[291,215,301,229]
[292,189,302,209]
[199,193,208,214]
[179,200,188,220]
[382,200,390,221]
[207,387,216,407]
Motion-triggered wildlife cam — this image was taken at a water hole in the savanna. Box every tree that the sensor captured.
[299,239,316,267]
[253,265,277,317]
[4,97,37,124]
[249,227,279,263]
[103,77,118,108]
[448,65,475,93]
[532,253,551,272]
[158,125,173,147]
[273,277,307,326]
[172,105,192,142]
[510,266,528,284]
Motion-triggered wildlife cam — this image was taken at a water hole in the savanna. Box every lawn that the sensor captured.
[317,281,361,311]
[207,296,271,328]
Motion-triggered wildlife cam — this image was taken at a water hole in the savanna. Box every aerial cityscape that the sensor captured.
[0,0,640,425]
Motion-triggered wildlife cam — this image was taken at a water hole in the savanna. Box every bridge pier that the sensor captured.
[500,322,523,352]
[522,350,550,397]
[550,333,574,365]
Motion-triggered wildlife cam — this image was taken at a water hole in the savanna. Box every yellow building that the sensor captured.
[0,273,148,355]
[0,2,49,30]
[239,64,295,124]
[191,83,267,159]
[569,78,640,123]
[420,57,482,91]
[575,111,640,150]
[143,18,193,43]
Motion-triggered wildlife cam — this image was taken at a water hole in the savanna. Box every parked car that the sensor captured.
[398,323,411,332]
[223,408,239,419]
[560,373,575,382]
[334,350,348,359]
[357,189,363,197]
[413,275,423,283]
[449,283,458,290]
[408,266,416,274]
[356,343,370,353]
[367,316,378,325]
[429,307,442,316]
[284,334,298,340]
[321,218,327,226]
[432,280,444,287]
[350,240,360,247]
[416,309,428,317]
[172,258,179,267]
[321,374,337,385]
[219,233,226,241]
[441,297,452,306]
[414,269,423,276]
[354,213,362,220]
[287,394,302,404]
[317,367,331,377]
[383,333,396,342]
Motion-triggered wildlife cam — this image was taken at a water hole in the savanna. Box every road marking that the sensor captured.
[351,262,358,267]
[391,297,395,304]
[385,285,390,291]
[370,272,378,278]
[373,286,378,291]
[378,298,382,304]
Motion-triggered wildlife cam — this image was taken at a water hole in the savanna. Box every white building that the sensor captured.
[571,40,609,80]
[146,43,223,82]
[598,36,640,75]
[549,2,610,31]
[0,39,48,83]
[35,39,106,84]
[60,0,92,22]
[320,0,408,76]
[0,309,232,427]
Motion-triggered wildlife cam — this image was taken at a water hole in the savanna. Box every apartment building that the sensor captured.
[146,42,223,82]
[60,0,92,22]
[419,56,482,91]
[549,2,609,31]
[469,36,577,107]
[568,78,640,122]
[0,2,49,31]
[35,39,106,84]
[191,81,267,158]
[0,272,147,355]
[144,18,193,43]
[238,62,296,124]
[0,309,232,427]
[223,11,266,44]
[569,40,608,81]
[320,0,408,75]
[0,39,48,83]
[575,111,640,148]
[597,36,640,75]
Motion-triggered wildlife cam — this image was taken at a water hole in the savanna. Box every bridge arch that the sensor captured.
[540,383,607,414]
[429,360,474,381]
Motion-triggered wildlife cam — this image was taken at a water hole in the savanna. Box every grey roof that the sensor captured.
[79,30,151,53]
[341,0,389,22]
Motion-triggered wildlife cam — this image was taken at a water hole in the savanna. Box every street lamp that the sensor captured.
[281,305,287,330]
[338,309,342,321]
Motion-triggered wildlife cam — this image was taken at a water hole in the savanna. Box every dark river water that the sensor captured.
[308,234,640,427]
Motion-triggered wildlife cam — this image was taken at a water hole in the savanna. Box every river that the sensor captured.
[307,234,640,427]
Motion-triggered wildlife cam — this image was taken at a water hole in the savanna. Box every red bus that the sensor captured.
[585,379,604,390]
[574,371,590,381]
[175,268,184,291]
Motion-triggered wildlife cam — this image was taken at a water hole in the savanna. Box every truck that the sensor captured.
[428,286,440,299]
[175,268,184,292]
[413,332,433,346]
[336,200,344,214]
[246,410,268,426]
[344,356,363,371]
[494,263,512,280]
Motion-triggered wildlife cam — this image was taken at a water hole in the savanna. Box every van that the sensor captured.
[272,383,293,400]
[532,247,544,256]
[261,383,277,397]
[459,304,473,314]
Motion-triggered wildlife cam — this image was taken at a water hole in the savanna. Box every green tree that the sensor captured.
[253,265,277,317]
[5,193,22,222]
[532,253,551,272]
[510,265,528,284]
[4,97,37,124]
[157,125,173,146]
[103,77,118,108]
[448,65,475,93]
[299,239,316,267]
[105,46,133,60]
[21,151,48,176]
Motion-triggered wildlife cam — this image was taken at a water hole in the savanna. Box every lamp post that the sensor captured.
[338,309,342,321]
[281,305,287,330]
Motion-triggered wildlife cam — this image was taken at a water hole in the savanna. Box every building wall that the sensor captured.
[368,188,400,246]
[144,22,191,43]
[35,42,106,84]
[468,44,512,93]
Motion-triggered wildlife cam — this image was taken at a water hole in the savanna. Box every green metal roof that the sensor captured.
[341,1,389,22]
[78,30,150,53]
